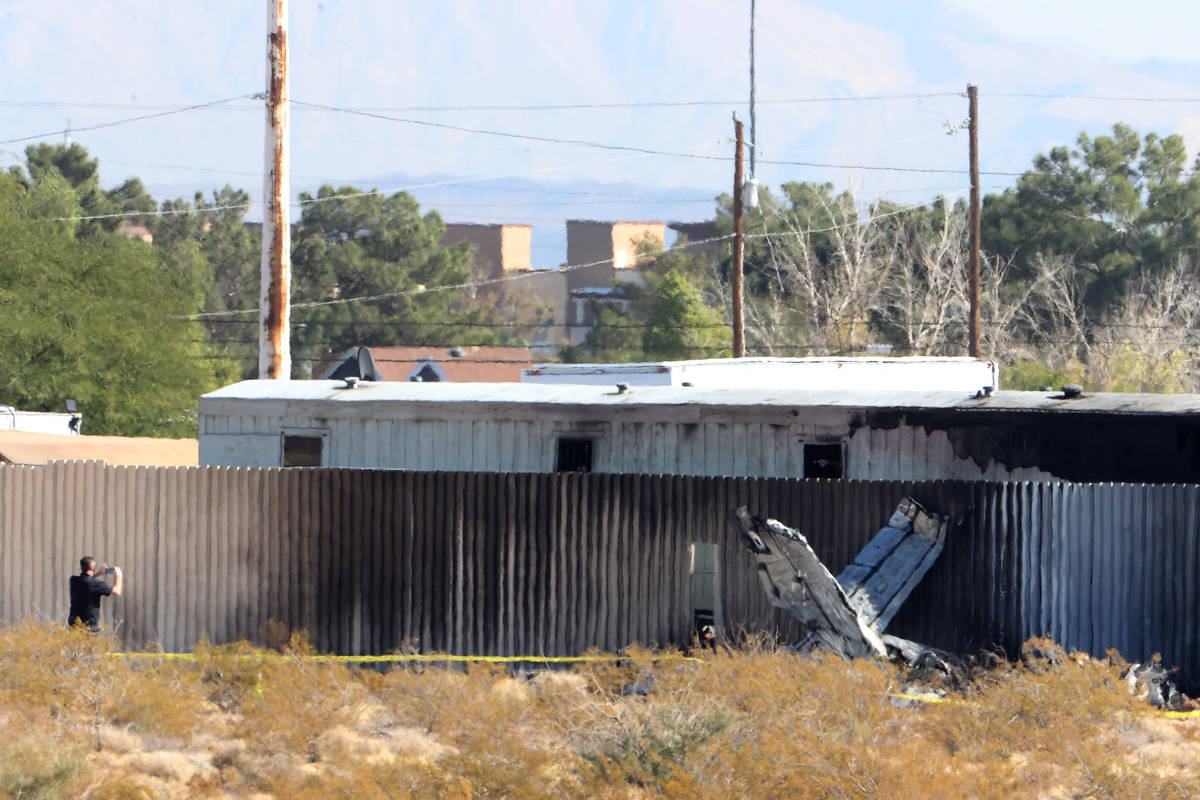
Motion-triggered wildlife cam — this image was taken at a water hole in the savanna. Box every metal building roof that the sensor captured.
[201,380,1200,417]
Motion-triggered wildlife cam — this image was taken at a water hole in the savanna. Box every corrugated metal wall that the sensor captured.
[0,463,1195,684]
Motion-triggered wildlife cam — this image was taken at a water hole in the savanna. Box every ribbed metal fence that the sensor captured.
[0,463,1195,685]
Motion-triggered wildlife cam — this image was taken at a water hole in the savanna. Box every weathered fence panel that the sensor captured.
[0,463,1196,686]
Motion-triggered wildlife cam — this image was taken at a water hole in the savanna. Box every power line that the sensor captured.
[188,197,973,320]
[292,100,732,161]
[12,90,1200,118]
[0,95,258,145]
[987,92,1200,103]
[289,92,965,114]
[0,99,260,111]
[756,157,1024,177]
[296,100,1029,177]
[186,232,737,319]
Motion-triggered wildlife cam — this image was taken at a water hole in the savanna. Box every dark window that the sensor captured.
[283,435,323,467]
[803,442,843,478]
[555,437,593,472]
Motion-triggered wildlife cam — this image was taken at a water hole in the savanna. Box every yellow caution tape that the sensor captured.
[889,692,952,705]
[112,651,704,664]
[1156,708,1200,719]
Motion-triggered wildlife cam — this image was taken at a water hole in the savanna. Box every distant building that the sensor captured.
[440,223,567,349]
[116,221,153,244]
[440,223,532,279]
[564,220,664,292]
[668,221,724,259]
[319,345,537,383]
[565,286,632,346]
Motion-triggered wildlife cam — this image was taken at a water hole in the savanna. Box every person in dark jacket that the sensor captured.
[68,555,123,631]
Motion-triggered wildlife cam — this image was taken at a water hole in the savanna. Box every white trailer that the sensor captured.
[522,357,998,395]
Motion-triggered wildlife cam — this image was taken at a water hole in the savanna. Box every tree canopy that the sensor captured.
[0,170,235,436]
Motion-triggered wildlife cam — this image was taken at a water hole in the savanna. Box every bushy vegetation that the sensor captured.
[0,621,1196,799]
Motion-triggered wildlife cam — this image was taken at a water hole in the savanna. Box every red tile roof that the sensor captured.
[324,346,537,383]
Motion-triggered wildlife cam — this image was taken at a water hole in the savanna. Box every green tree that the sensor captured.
[0,173,235,436]
[982,123,1200,310]
[570,241,730,362]
[21,143,155,237]
[288,185,513,374]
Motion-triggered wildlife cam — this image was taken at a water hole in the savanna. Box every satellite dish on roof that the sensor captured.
[357,346,377,381]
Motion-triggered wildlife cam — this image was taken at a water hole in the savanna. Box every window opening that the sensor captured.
[555,437,593,472]
[803,442,844,478]
[282,435,323,467]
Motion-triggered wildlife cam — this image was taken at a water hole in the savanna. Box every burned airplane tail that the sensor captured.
[730,498,949,663]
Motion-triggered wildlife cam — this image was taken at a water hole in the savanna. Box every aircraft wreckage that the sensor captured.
[730,498,956,668]
[729,499,1186,708]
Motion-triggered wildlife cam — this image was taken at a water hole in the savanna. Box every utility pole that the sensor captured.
[732,116,746,358]
[748,0,757,179]
[967,84,981,358]
[259,0,291,380]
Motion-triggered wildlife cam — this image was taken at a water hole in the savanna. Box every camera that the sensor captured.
[105,566,116,575]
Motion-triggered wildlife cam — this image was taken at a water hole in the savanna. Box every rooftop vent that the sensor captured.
[1060,384,1083,399]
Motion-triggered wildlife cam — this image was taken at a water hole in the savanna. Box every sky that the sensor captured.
[3,0,1200,266]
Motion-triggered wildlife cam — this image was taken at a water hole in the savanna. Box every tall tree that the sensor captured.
[981,123,1200,309]
[0,173,235,436]
[289,185,514,374]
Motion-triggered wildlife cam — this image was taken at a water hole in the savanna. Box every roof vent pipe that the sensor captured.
[1061,384,1083,399]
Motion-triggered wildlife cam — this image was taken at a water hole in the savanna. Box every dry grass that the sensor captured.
[0,621,1196,799]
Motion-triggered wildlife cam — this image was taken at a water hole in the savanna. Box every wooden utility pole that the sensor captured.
[259,0,291,379]
[967,84,981,358]
[732,116,746,358]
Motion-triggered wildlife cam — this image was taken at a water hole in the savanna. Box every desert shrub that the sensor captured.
[0,624,1196,799]
[192,636,269,712]
[105,657,212,742]
[238,633,371,761]
[0,732,87,800]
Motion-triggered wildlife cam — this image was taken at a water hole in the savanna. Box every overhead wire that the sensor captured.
[186,231,739,319]
[288,91,965,114]
[0,95,259,145]
[188,195,961,322]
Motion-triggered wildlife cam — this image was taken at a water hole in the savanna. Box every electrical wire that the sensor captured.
[293,100,1022,176]
[292,100,731,162]
[987,92,1200,103]
[185,232,737,319]
[289,92,965,114]
[0,99,260,111]
[0,95,259,145]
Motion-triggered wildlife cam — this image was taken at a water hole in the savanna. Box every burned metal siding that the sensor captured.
[1,463,1196,688]
[868,410,1200,483]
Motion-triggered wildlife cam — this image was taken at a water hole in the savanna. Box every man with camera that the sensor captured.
[68,556,123,632]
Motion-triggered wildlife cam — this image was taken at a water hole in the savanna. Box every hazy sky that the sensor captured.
[3,0,1200,263]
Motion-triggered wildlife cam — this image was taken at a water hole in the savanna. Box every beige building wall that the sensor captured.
[499,225,532,272]
[441,223,532,280]
[565,220,664,291]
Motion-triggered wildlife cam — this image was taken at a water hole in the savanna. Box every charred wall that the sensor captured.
[862,410,1200,483]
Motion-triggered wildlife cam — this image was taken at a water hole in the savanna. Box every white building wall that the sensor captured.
[200,404,1051,481]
